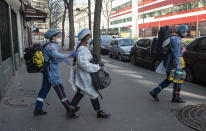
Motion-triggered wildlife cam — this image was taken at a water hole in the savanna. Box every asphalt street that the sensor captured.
[0,55,206,131]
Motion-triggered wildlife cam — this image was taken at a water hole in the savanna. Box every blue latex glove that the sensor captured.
[69,51,76,58]
[64,59,70,65]
[176,65,181,71]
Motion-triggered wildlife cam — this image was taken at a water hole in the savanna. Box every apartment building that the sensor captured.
[110,0,206,38]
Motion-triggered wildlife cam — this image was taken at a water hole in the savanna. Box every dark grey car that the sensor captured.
[108,38,135,61]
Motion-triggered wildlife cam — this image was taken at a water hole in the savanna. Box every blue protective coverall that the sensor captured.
[35,41,72,111]
[152,34,183,100]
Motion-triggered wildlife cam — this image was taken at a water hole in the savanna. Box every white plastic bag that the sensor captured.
[155,61,166,75]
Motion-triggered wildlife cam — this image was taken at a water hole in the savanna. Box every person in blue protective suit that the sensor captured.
[33,29,79,119]
[149,24,189,103]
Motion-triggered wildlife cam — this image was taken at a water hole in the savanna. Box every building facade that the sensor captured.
[110,0,206,38]
[30,0,49,41]
[0,0,47,99]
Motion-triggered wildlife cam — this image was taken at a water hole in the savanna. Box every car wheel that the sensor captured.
[154,60,161,71]
[131,56,136,65]
[185,67,194,82]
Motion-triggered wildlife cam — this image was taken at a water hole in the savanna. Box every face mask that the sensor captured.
[182,32,188,37]
[87,38,92,47]
[56,39,61,44]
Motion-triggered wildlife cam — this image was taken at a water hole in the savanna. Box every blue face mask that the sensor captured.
[87,38,92,46]
[182,32,188,37]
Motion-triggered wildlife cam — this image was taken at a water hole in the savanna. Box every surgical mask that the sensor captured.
[182,32,188,37]
[87,38,92,47]
[56,39,61,44]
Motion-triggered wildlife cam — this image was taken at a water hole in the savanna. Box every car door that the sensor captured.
[184,38,202,81]
[192,37,206,82]
[136,39,151,64]
[135,39,145,62]
[140,39,153,65]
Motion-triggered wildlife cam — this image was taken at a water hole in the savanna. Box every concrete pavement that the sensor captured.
[0,56,206,131]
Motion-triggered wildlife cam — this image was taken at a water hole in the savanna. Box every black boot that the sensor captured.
[71,106,80,113]
[149,91,159,102]
[172,98,186,103]
[71,89,84,113]
[91,98,110,118]
[33,110,47,116]
[66,108,79,119]
[97,110,110,118]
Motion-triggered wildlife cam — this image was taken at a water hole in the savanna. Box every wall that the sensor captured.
[0,0,21,99]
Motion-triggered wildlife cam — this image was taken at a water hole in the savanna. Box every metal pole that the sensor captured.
[196,15,199,37]
[143,0,145,37]
[8,6,16,75]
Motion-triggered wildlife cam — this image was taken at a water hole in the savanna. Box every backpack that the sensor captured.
[153,26,172,62]
[24,43,49,73]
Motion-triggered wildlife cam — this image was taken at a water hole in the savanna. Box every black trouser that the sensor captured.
[71,89,101,112]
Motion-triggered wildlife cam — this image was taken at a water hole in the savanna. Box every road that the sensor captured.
[0,55,206,131]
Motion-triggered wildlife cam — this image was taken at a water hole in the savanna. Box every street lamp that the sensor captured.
[76,7,91,30]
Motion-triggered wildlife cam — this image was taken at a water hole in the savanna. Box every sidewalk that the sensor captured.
[0,57,206,131]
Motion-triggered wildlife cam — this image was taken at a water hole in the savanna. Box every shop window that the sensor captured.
[11,10,18,53]
[0,0,11,61]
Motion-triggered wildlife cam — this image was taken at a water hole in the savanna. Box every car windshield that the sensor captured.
[118,39,135,46]
[101,35,113,45]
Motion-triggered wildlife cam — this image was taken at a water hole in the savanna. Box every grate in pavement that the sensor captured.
[3,95,36,107]
[177,104,206,131]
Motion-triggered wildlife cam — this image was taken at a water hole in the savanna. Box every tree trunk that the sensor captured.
[61,4,67,50]
[68,0,75,51]
[88,0,91,30]
[93,0,103,61]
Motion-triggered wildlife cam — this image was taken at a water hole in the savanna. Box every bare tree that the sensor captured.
[61,3,67,49]
[64,0,75,50]
[102,0,112,35]
[93,0,103,61]
[47,0,64,29]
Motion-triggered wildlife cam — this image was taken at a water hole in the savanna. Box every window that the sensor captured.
[194,38,206,52]
[136,39,146,47]
[199,0,206,7]
[118,39,134,46]
[112,1,132,13]
[144,39,152,48]
[0,0,11,61]
[11,10,18,53]
[110,17,132,25]
[187,39,200,51]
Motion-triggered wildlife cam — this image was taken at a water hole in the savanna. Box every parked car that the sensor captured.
[100,35,113,55]
[183,36,206,83]
[130,38,167,70]
[108,38,135,61]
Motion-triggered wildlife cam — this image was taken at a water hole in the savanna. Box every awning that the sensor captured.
[23,3,47,22]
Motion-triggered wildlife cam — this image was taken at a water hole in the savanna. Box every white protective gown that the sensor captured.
[69,46,100,99]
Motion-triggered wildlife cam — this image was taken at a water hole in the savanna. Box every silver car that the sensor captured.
[108,38,135,61]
